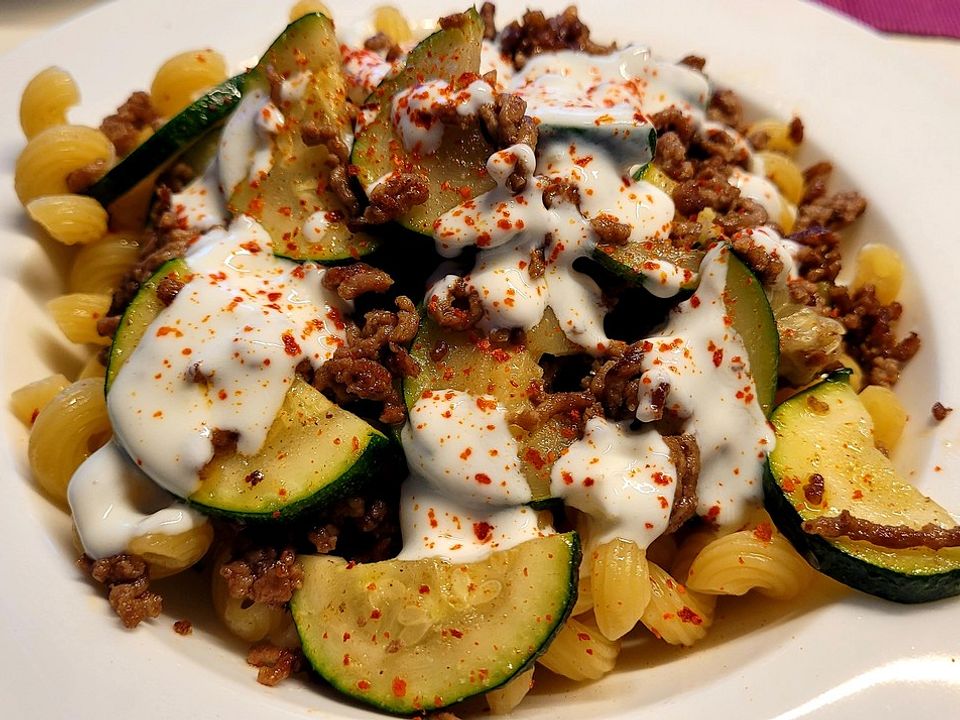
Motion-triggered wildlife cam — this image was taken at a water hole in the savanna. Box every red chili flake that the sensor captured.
[490,348,510,363]
[677,606,703,625]
[343,654,350,666]
[475,473,491,485]
[753,522,773,542]
[427,509,438,528]
[852,489,863,500]
[291,265,306,280]
[475,397,497,411]
[419,585,430,594]
[690,296,701,308]
[577,632,590,641]
[449,628,463,639]
[217,389,228,401]
[371,609,382,620]
[583,477,595,487]
[525,448,546,470]
[652,472,671,486]
[357,680,371,691]
[155,326,183,338]
[473,521,493,542]
[658,495,669,509]
[392,677,407,698]
[561,471,574,485]
[712,348,724,367]
[281,332,301,356]
[706,505,721,521]
[181,348,193,356]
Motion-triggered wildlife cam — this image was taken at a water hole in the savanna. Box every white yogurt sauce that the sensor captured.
[69,441,207,559]
[391,78,495,155]
[550,417,677,548]
[218,88,283,198]
[733,225,802,284]
[635,245,775,527]
[171,156,228,232]
[108,216,348,498]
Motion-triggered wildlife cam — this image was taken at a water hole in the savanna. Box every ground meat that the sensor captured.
[307,494,401,562]
[705,89,745,132]
[663,435,699,533]
[515,391,597,431]
[672,169,741,216]
[79,553,163,629]
[96,314,121,340]
[788,116,805,144]
[830,284,920,387]
[500,7,615,69]
[679,54,706,71]
[542,178,581,209]
[322,262,394,300]
[65,160,109,193]
[308,524,340,553]
[478,93,538,192]
[590,213,632,246]
[329,164,361,217]
[155,276,185,306]
[795,190,867,232]
[932,402,953,422]
[316,357,395,403]
[247,643,304,687]
[801,162,833,204]
[730,232,784,285]
[655,132,695,181]
[717,198,769,235]
[789,226,843,283]
[803,473,825,505]
[585,341,646,419]
[173,619,193,635]
[804,509,960,550]
[364,31,399,56]
[669,220,703,250]
[354,172,429,226]
[300,119,350,165]
[480,1,497,39]
[649,107,697,144]
[220,547,303,607]
[427,277,483,331]
[100,91,159,156]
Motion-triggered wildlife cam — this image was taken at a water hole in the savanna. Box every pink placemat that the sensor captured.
[815,0,960,39]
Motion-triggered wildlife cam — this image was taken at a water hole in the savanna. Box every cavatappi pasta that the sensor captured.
[10,2,935,716]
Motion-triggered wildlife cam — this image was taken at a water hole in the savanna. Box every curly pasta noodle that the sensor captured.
[591,538,650,640]
[26,195,108,246]
[28,378,111,505]
[685,526,810,599]
[128,523,214,579]
[747,119,799,156]
[19,67,80,139]
[859,385,907,452]
[289,0,332,21]
[640,562,716,646]
[10,373,70,426]
[78,353,107,380]
[14,124,115,205]
[69,232,141,295]
[211,546,287,642]
[537,615,620,681]
[756,150,805,205]
[150,49,227,118]
[486,667,534,714]
[373,6,414,43]
[47,293,113,346]
[852,244,903,305]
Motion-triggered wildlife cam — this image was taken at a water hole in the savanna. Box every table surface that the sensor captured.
[2,0,959,75]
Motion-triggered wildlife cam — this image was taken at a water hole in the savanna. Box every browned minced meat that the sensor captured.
[156,276,185,306]
[354,172,430,226]
[307,494,400,562]
[321,262,394,301]
[663,435,700,533]
[186,361,214,386]
[426,277,483,331]
[247,643,304,687]
[528,246,546,280]
[79,554,162,629]
[698,127,749,166]
[804,509,960,551]
[542,178,581,209]
[65,159,109,194]
[514,391,597,431]
[803,473,825,505]
[717,198,769,235]
[830,284,921,387]
[706,89,746,133]
[101,91,160,157]
[788,116,805,144]
[654,132,695,181]
[300,119,350,165]
[590,213,632,246]
[794,190,867,232]
[478,93,538,192]
[480,1,497,40]
[585,341,646,419]
[220,547,304,606]
[730,230,784,286]
[96,314,121,341]
[499,6,615,70]
[314,296,420,425]
[672,166,741,217]
[679,54,706,72]
[173,619,193,636]
[932,402,954,422]
[789,226,843,284]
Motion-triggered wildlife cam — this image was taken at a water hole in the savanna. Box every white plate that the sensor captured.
[1,0,959,717]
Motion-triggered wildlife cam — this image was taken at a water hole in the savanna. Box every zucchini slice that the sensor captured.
[350,8,496,235]
[766,373,960,602]
[228,13,377,262]
[105,259,389,520]
[291,533,580,714]
[725,251,779,416]
[404,310,579,499]
[86,75,244,207]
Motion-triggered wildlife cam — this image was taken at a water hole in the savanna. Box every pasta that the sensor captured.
[150,49,228,118]
[851,243,904,304]
[289,0,332,21]
[590,538,650,640]
[10,373,70,426]
[485,668,534,715]
[26,194,108,245]
[69,232,140,295]
[686,525,810,599]
[128,523,214,579]
[746,118,800,156]
[78,353,107,380]
[756,150,805,205]
[14,124,115,205]
[211,547,287,642]
[373,6,414,44]
[19,66,80,139]
[640,563,715,647]
[570,574,594,616]
[27,378,111,505]
[46,293,113,346]
[537,616,620,681]
[859,384,908,451]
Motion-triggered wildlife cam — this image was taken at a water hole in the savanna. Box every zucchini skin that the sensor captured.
[763,469,960,603]
[87,74,245,207]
